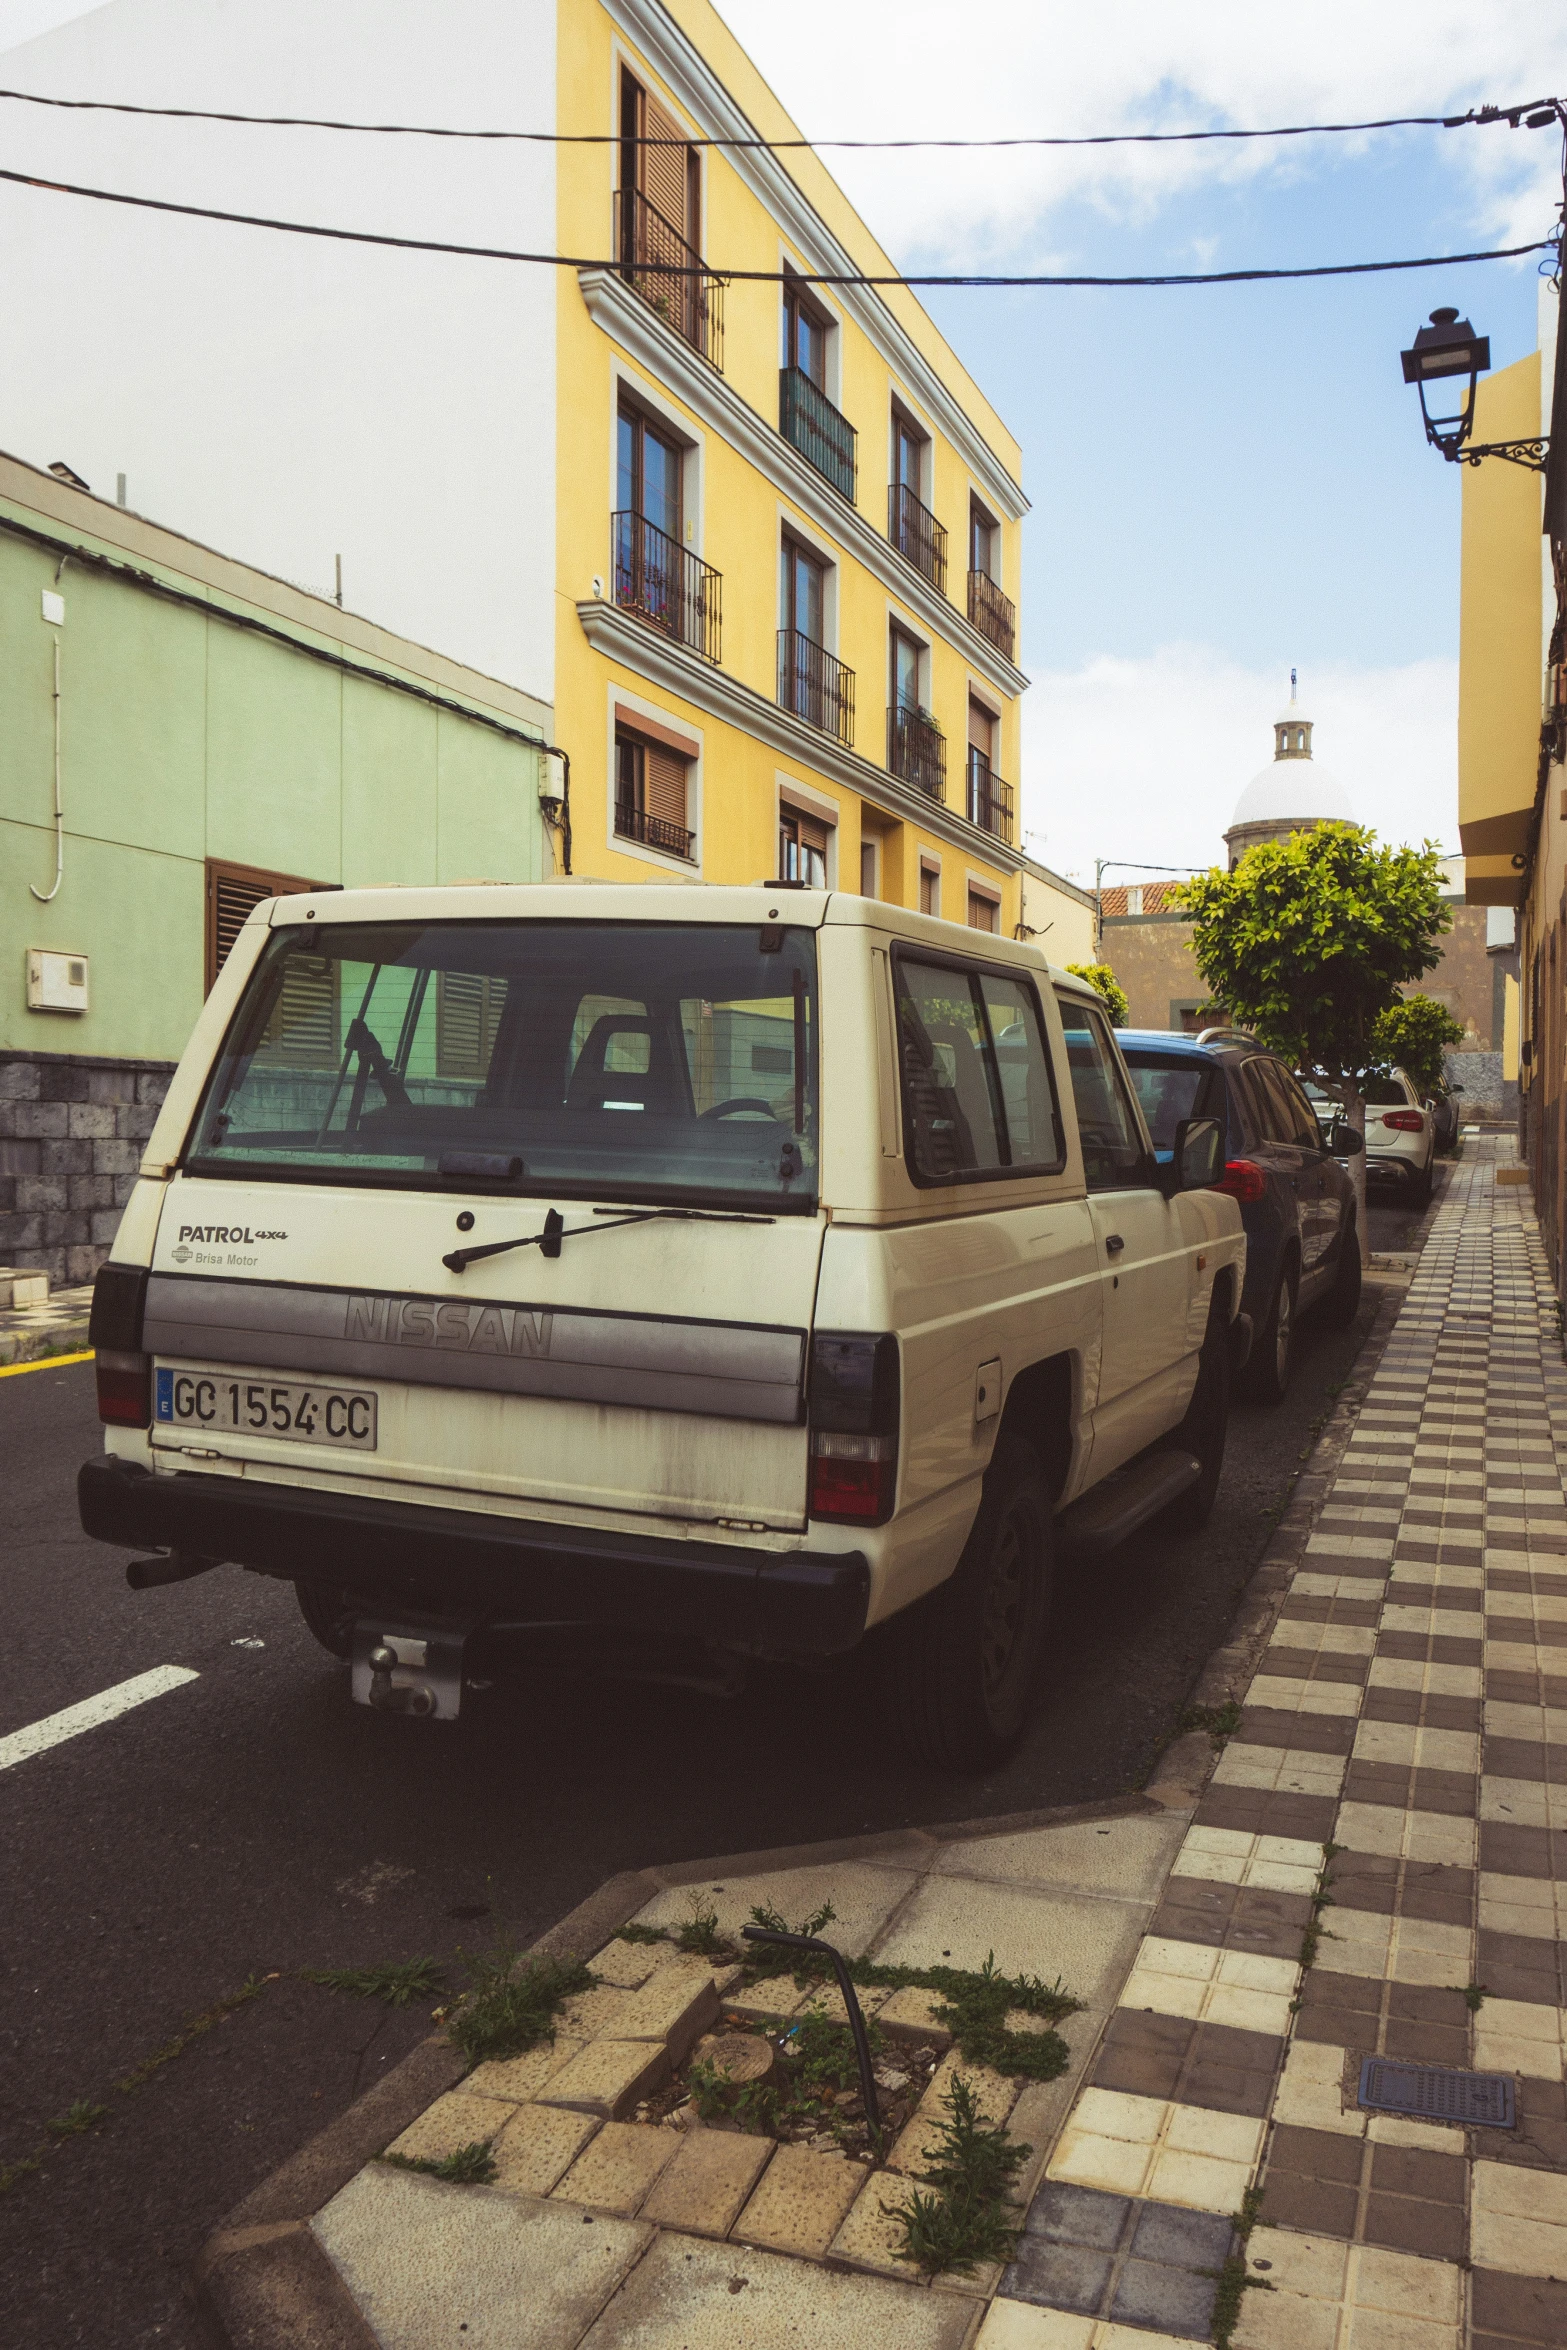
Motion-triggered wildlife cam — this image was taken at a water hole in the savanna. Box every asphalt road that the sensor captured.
[0,1182,1437,2346]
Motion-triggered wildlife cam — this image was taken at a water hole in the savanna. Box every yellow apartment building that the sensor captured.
[1457,281,1567,1270]
[554,0,1029,929]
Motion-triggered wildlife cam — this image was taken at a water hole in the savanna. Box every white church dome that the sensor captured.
[1231,759,1355,827]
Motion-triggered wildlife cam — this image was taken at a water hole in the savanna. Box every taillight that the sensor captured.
[89,1261,151,1428]
[808,1333,899,1527]
[1383,1110,1424,1132]
[1216,1159,1268,1204]
[96,1349,152,1428]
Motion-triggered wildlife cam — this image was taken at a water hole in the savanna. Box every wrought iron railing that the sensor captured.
[612,511,721,664]
[889,483,948,593]
[967,568,1016,661]
[614,801,697,862]
[966,747,1014,843]
[777,630,855,746]
[889,703,946,799]
[616,187,724,371]
[780,367,857,503]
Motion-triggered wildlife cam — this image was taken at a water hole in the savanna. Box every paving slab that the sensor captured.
[871,1876,1149,2008]
[538,2040,671,2120]
[387,2090,520,2165]
[313,2166,649,2349]
[639,2124,775,2237]
[554,2122,681,2218]
[730,2142,866,2256]
[931,1814,1187,1901]
[576,2228,975,2350]
[467,2038,586,2103]
[629,1863,920,1958]
[492,2104,603,2198]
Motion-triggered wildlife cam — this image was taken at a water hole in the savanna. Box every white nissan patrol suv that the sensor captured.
[80,884,1247,1770]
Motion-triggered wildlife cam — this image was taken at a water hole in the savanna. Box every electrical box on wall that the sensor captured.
[26,949,89,1013]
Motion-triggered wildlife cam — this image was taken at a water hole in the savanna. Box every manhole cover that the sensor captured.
[1358,2057,1514,2128]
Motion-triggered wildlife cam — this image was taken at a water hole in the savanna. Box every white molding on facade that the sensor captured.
[580,270,1028,703]
[577,596,1023,875]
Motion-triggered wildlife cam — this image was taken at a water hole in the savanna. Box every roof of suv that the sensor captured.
[1117,1029,1270,1063]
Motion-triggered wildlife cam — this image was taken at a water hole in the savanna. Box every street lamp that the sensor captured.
[1400,306,1549,473]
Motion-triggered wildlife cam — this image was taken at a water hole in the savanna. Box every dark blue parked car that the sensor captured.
[1117,1030,1363,1403]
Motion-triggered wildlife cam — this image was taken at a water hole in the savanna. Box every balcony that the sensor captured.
[889,702,946,800]
[616,186,725,372]
[967,568,1016,662]
[889,483,947,594]
[612,511,721,665]
[777,630,855,747]
[966,747,1014,844]
[614,801,697,862]
[780,367,857,503]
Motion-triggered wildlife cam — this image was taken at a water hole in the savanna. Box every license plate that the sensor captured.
[154,1368,377,1450]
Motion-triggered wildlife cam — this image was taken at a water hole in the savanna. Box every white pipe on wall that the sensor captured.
[29,634,64,904]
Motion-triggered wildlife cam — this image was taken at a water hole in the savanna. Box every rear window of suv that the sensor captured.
[186,919,819,1210]
[1120,1053,1227,1152]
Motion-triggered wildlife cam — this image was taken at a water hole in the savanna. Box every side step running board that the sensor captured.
[1057,1450,1201,1558]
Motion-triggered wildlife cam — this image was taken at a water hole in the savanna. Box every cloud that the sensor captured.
[1021,644,1458,881]
[715,0,1566,263]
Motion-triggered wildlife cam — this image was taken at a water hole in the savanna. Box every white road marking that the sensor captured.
[0,1666,200,1772]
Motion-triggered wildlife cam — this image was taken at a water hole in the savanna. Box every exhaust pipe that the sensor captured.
[126,1551,219,1591]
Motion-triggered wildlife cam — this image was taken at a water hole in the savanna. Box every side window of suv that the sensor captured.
[1275,1065,1326,1149]
[896,955,1063,1183]
[1057,999,1149,1192]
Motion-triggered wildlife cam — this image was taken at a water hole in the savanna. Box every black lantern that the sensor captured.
[1400,308,1490,459]
[1399,306,1548,473]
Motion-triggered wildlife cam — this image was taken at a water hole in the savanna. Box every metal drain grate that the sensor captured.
[1358,2057,1515,2128]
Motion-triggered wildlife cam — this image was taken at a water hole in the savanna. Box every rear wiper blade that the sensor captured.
[442,1205,773,1274]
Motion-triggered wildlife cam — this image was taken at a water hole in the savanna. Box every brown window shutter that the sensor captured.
[644,744,688,831]
[968,700,995,756]
[204,857,322,993]
[642,90,690,233]
[967,891,1000,933]
[437,972,507,1081]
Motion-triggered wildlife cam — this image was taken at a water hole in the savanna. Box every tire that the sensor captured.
[1163,1300,1231,1534]
[1414,1155,1434,1207]
[1250,1259,1297,1406]
[1317,1214,1362,1329]
[296,1580,357,1659]
[888,1436,1053,1773]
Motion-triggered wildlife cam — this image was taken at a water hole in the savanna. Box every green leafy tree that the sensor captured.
[1372,993,1466,1097]
[1065,962,1130,1027]
[1175,825,1450,1259]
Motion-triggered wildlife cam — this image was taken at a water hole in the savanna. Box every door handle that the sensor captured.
[1105,1234,1125,1254]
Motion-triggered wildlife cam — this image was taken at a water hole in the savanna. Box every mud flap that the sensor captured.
[350,1621,468,1720]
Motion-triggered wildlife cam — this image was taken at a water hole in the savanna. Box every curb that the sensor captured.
[190,1227,1425,2348]
[0,1317,90,1370]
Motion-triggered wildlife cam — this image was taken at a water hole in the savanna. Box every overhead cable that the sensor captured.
[0,82,1560,148]
[0,163,1554,287]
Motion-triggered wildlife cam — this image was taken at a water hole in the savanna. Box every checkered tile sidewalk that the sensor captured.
[979,1140,1567,2350]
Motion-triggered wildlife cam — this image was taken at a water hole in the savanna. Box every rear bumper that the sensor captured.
[1366,1152,1423,1184]
[77,1456,870,1658]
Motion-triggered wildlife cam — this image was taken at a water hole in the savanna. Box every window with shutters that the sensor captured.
[919,860,941,917]
[967,889,1000,934]
[617,69,723,367]
[205,858,337,1064]
[614,727,695,862]
[779,807,829,888]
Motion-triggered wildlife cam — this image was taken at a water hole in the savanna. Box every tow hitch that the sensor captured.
[350,1621,468,1720]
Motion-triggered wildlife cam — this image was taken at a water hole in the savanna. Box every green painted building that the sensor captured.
[1,450,556,1284]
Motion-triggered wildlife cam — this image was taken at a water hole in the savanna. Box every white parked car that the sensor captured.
[79,884,1248,1772]
[1305,1069,1436,1205]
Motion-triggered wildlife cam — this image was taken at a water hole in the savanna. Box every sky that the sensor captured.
[1,0,1564,881]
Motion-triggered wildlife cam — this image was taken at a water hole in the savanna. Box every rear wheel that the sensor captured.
[888,1437,1053,1773]
[1317,1214,1362,1329]
[296,1580,357,1659]
[1414,1155,1434,1206]
[1251,1260,1297,1405]
[1163,1301,1231,1534]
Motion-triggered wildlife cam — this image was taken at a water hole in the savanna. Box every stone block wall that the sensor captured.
[1445,1048,1518,1124]
[0,1051,177,1287]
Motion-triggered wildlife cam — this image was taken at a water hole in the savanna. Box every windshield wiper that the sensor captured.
[442,1205,774,1274]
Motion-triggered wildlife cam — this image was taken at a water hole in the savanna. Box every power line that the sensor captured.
[0,82,1560,149]
[0,163,1553,287]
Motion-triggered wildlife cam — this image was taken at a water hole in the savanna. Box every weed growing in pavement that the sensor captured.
[685,2056,785,2135]
[1179,1701,1244,1750]
[380,2138,498,2186]
[301,1957,445,2008]
[1296,1843,1341,1977]
[44,2101,109,2139]
[445,1934,594,2069]
[1204,2184,1274,2349]
[1451,1981,1489,2012]
[882,2073,1030,2277]
[612,1922,669,1945]
[741,1899,838,1974]
[672,1896,729,1956]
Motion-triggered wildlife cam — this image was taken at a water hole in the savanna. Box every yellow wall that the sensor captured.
[1458,352,1543,890]
[553,0,1024,927]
